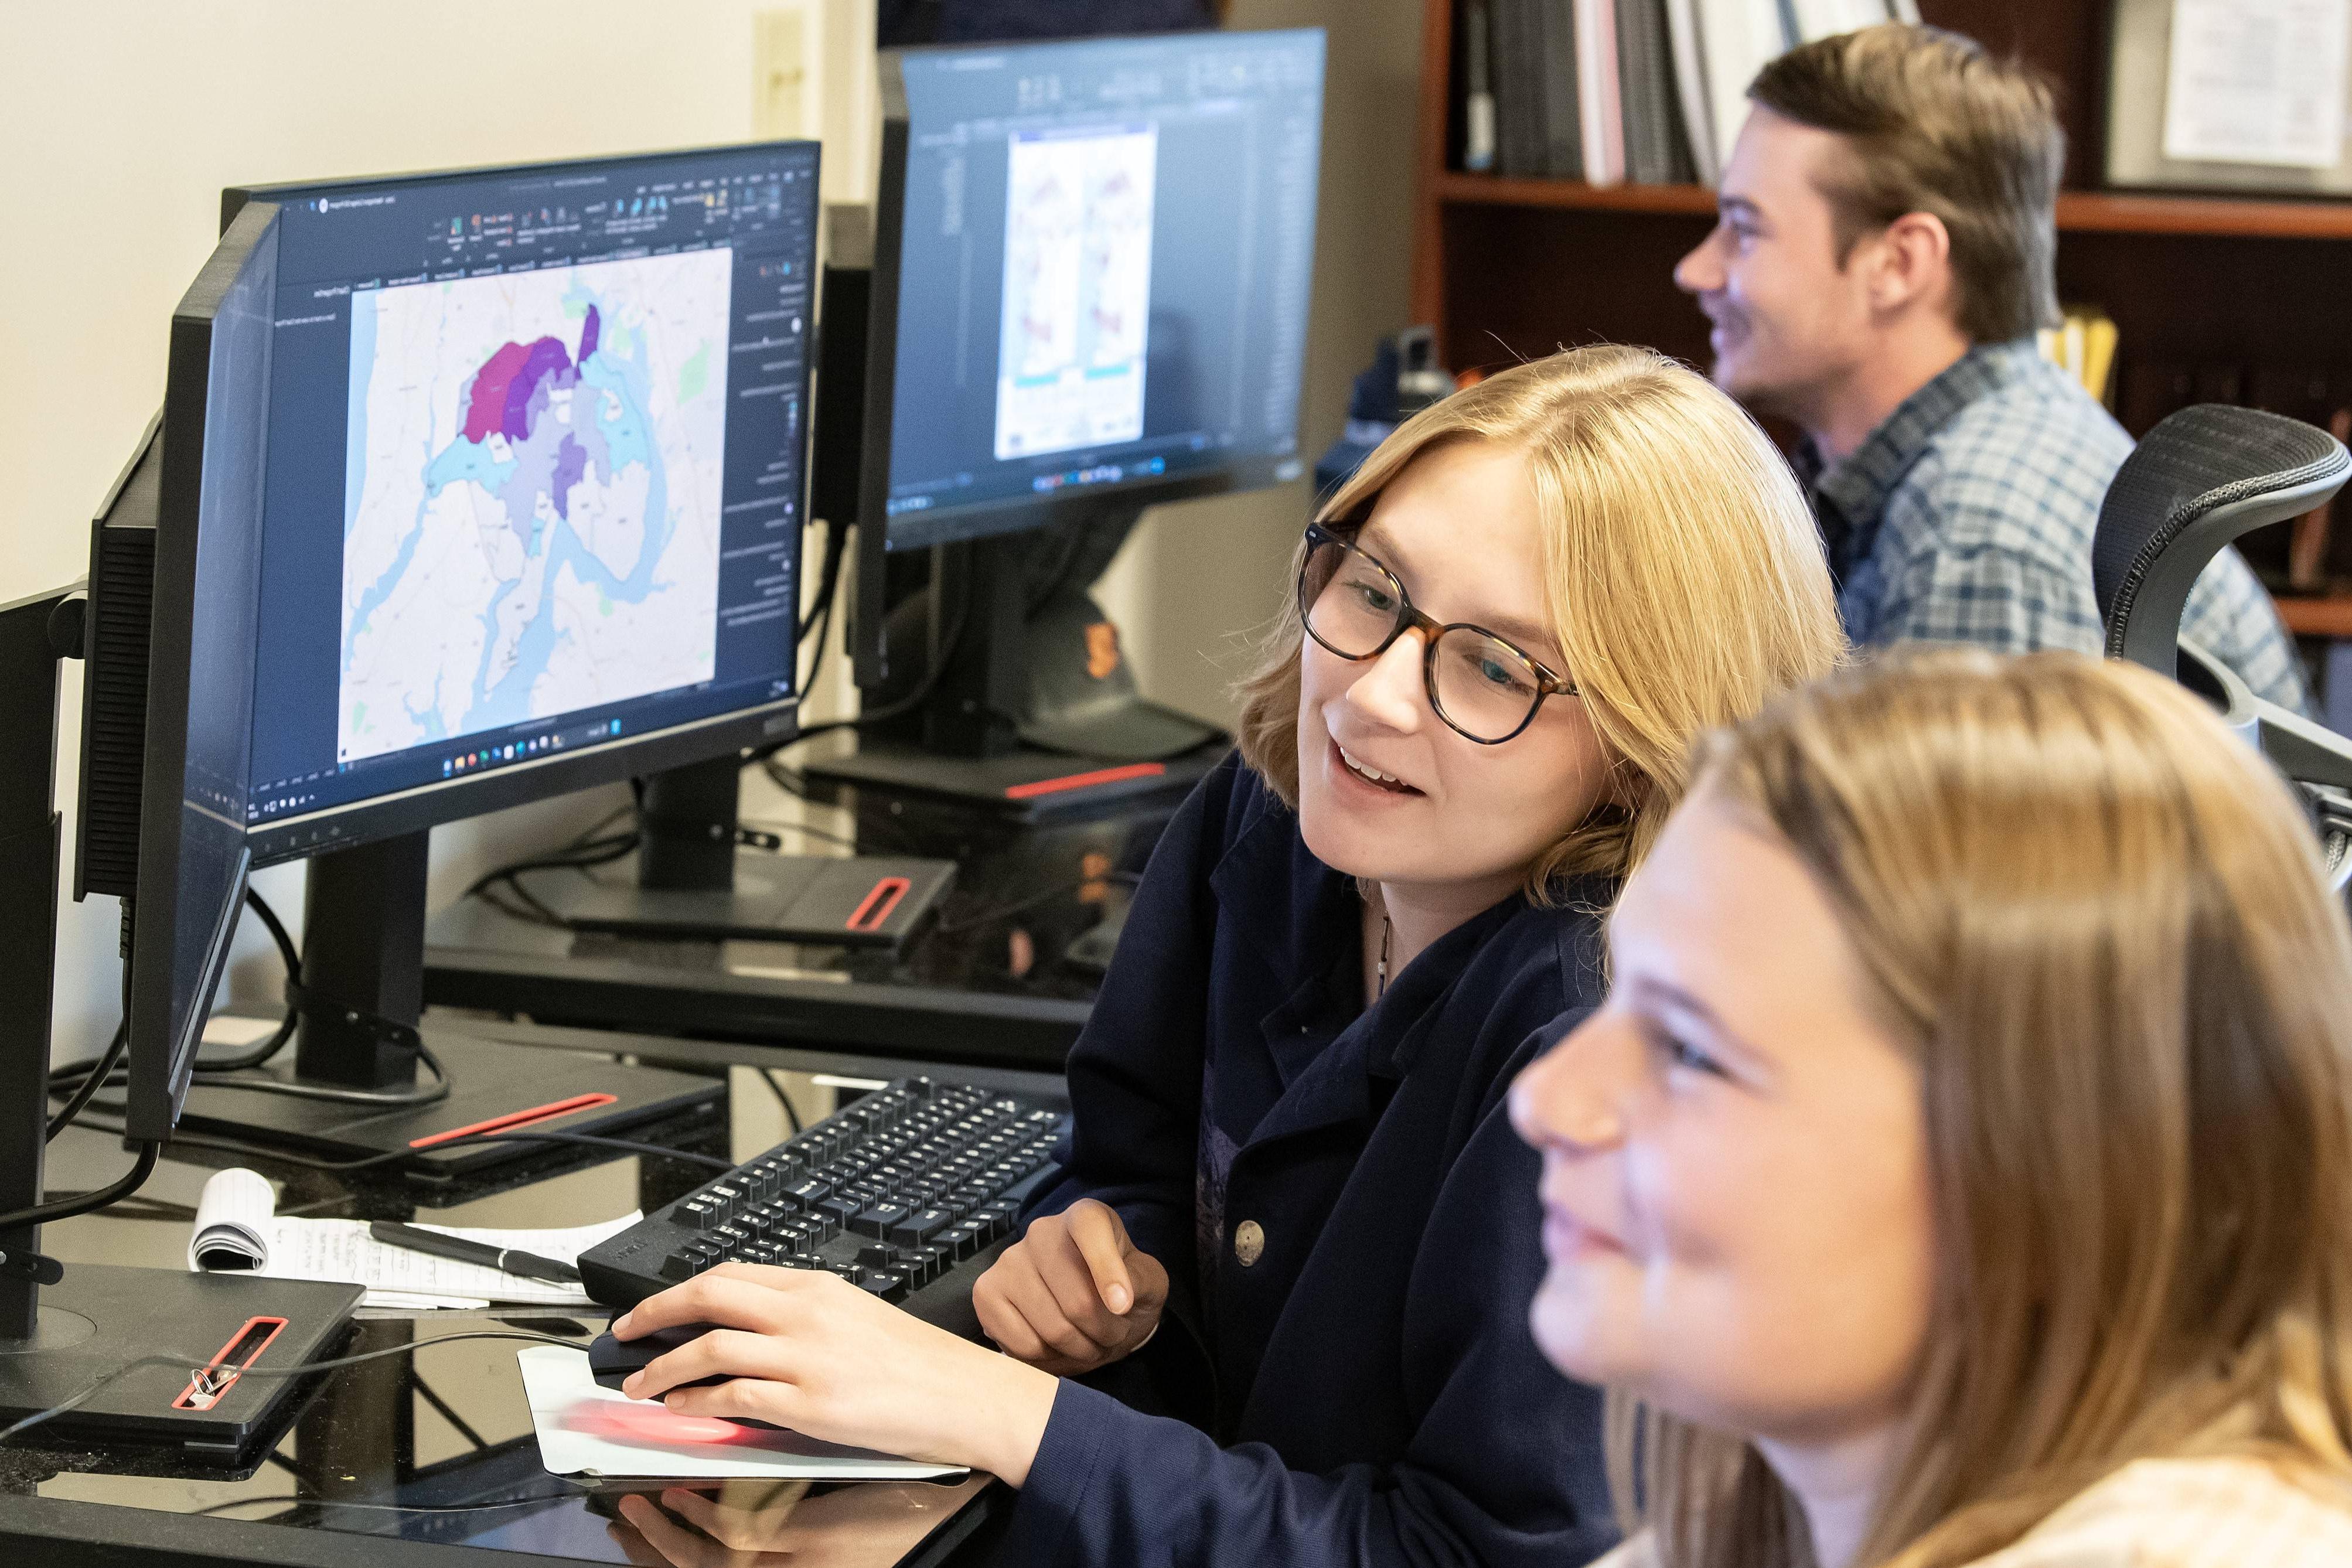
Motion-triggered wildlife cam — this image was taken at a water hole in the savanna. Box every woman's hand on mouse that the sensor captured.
[611,1263,1059,1485]
[971,1198,1168,1376]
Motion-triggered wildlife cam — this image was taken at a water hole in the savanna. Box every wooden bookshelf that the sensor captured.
[1410,0,2352,627]
[2276,595,2352,640]
[1433,171,2352,243]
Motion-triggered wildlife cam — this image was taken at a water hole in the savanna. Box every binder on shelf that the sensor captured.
[1696,0,1791,180]
[1620,0,1697,184]
[1576,0,1628,185]
[1664,0,1720,183]
[1539,0,1586,179]
[1493,0,1550,178]
[1791,0,1888,41]
[1463,0,1498,171]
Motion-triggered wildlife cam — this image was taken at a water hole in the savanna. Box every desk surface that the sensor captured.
[424,749,1203,1072]
[0,1034,1034,1567]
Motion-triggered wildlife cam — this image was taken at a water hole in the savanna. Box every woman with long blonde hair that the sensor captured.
[609,345,1842,1567]
[1515,647,2352,1568]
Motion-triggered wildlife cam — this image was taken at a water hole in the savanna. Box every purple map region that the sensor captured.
[457,305,605,524]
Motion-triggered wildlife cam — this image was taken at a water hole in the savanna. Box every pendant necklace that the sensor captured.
[1376,913,1393,998]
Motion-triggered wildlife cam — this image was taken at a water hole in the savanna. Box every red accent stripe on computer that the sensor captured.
[1003,762,1167,800]
[407,1093,619,1150]
[172,1315,289,1410]
[847,876,911,932]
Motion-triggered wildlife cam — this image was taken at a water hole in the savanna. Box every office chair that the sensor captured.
[2093,403,2352,893]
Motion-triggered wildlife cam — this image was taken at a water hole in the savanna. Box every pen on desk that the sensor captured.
[368,1221,583,1286]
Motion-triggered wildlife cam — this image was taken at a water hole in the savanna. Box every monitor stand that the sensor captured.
[174,831,725,1179]
[523,755,956,949]
[0,584,361,1460]
[802,530,1228,817]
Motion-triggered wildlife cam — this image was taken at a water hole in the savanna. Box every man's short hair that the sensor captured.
[1748,23,2063,345]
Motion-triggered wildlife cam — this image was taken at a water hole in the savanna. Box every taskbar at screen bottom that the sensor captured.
[246,696,798,867]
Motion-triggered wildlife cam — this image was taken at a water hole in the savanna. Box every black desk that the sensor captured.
[0,1027,1054,1567]
[424,749,1205,1071]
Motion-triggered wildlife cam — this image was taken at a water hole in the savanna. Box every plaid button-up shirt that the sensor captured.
[1794,338,2312,714]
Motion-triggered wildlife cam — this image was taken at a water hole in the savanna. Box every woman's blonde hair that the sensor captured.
[1235,343,1843,892]
[1621,647,2352,1568]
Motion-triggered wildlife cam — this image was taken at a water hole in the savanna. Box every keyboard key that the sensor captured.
[888,1207,957,1247]
[938,1220,989,1261]
[786,1177,833,1206]
[852,1201,916,1239]
[855,1269,910,1303]
[673,1198,722,1229]
[817,1196,861,1225]
[659,1250,701,1281]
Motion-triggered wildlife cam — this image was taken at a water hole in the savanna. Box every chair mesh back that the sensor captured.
[2093,404,2345,627]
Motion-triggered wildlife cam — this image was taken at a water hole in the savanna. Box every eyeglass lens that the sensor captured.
[1301,537,1547,742]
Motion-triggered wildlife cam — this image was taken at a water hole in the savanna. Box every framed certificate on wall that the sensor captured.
[2106,0,2352,196]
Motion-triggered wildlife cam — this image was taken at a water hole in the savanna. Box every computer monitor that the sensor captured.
[812,28,1325,808]
[74,142,824,1167]
[0,203,363,1455]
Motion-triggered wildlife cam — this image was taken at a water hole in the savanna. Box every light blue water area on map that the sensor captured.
[401,672,448,741]
[424,437,516,496]
[456,295,676,734]
[346,289,376,540]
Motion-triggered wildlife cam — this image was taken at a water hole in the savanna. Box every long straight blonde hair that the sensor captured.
[1235,343,1844,894]
[1625,648,2352,1567]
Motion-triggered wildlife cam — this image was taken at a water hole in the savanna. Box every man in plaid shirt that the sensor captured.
[1673,24,2309,712]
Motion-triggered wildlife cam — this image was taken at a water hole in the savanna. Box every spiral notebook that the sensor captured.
[188,1166,638,1311]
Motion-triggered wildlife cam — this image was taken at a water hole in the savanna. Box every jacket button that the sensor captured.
[1233,1220,1264,1267]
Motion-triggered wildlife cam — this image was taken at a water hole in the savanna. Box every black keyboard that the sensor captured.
[580,1076,1069,1315]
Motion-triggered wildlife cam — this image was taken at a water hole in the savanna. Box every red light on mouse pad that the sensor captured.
[574,1400,759,1446]
[846,877,910,932]
[408,1092,618,1149]
[1003,762,1165,801]
[173,1315,289,1411]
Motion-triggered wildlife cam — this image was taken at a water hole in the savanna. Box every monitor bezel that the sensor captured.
[212,141,821,867]
[127,203,275,1138]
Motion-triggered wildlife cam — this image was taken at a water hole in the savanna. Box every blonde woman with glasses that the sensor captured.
[1515,647,2352,1568]
[607,344,1842,1568]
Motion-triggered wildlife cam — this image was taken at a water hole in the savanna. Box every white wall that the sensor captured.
[0,0,1420,1063]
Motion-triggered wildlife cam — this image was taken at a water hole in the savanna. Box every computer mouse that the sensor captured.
[588,1322,728,1394]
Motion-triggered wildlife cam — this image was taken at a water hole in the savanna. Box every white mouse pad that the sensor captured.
[517,1346,969,1482]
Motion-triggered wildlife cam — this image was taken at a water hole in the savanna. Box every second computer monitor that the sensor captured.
[869,28,1327,551]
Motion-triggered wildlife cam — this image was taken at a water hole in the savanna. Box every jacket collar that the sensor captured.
[1209,785,1534,1143]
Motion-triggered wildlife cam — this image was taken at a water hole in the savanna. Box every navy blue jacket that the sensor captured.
[998,753,1617,1567]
